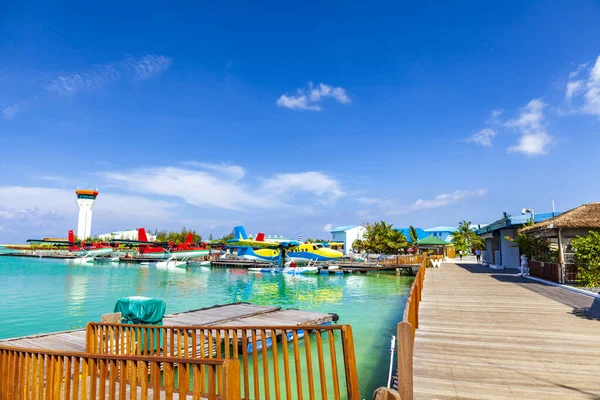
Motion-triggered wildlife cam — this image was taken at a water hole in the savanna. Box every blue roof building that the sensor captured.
[330,225,366,255]
[397,227,429,243]
[476,211,561,269]
[423,226,456,242]
[330,225,358,233]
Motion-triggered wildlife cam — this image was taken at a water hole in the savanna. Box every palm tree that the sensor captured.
[452,220,475,252]
[408,226,419,253]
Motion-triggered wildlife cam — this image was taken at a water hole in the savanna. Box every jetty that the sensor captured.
[0,302,357,399]
[210,259,274,269]
[412,262,600,399]
[0,302,334,353]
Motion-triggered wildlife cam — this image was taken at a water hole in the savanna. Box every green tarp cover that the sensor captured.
[114,296,166,324]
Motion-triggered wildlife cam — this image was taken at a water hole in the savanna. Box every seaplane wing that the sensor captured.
[26,239,77,245]
[227,226,300,248]
[227,239,283,248]
[109,239,169,247]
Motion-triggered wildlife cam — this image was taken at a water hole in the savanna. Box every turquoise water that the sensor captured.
[0,255,412,395]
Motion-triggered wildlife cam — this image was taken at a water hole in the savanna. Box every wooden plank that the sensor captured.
[413,262,600,399]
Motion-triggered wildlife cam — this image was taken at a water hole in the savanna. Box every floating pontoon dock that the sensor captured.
[0,302,334,353]
[210,259,274,268]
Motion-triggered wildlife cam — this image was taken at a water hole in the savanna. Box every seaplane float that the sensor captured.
[226,226,328,274]
[229,226,343,270]
[112,228,210,269]
[27,230,115,264]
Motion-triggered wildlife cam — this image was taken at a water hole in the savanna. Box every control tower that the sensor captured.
[75,188,99,240]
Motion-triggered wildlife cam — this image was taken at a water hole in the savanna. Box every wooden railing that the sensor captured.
[565,263,579,283]
[379,255,425,267]
[529,260,561,283]
[396,256,427,400]
[0,344,239,400]
[86,323,360,400]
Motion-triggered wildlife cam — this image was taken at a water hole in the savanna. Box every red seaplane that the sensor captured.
[27,230,114,260]
[113,228,210,260]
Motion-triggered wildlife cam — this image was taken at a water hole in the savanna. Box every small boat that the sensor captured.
[248,267,280,273]
[283,266,318,274]
[156,259,187,269]
[283,261,318,275]
[67,256,95,265]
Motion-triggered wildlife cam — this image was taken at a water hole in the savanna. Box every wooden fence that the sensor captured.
[0,344,238,400]
[396,256,427,400]
[565,263,579,283]
[529,260,561,283]
[86,323,360,400]
[528,260,579,283]
[379,255,425,267]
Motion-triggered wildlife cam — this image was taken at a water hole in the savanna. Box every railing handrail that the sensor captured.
[87,322,348,331]
[396,255,427,400]
[0,343,228,365]
[85,322,361,400]
[0,343,239,400]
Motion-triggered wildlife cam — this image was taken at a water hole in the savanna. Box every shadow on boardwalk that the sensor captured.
[452,262,600,321]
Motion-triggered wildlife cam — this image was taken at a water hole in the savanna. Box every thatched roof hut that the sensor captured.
[519,202,600,235]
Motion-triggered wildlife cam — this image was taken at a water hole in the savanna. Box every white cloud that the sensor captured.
[2,104,21,119]
[277,82,350,111]
[356,197,393,208]
[504,99,553,155]
[508,132,553,156]
[0,186,177,235]
[355,189,486,216]
[46,54,171,97]
[323,223,333,232]
[408,189,487,212]
[102,166,268,211]
[126,54,172,81]
[569,62,589,79]
[261,171,344,204]
[276,94,322,111]
[181,161,246,180]
[102,164,343,211]
[466,128,496,147]
[505,99,545,133]
[491,109,503,117]
[309,83,351,104]
[566,80,584,100]
[564,56,600,117]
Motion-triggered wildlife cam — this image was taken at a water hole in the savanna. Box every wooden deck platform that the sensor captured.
[210,259,274,268]
[414,262,600,399]
[0,303,334,352]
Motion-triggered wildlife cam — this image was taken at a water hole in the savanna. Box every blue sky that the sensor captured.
[1,1,600,242]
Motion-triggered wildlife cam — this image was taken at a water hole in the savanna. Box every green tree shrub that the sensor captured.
[571,231,600,287]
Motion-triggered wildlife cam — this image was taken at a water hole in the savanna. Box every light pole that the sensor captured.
[521,208,535,222]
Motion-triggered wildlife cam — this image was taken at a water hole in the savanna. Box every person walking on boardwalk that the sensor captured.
[520,254,528,276]
[459,250,463,260]
[475,249,481,263]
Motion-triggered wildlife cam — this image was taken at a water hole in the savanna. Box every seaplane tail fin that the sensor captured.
[138,228,148,253]
[233,226,248,240]
[185,233,194,244]
[68,230,76,251]
[256,233,265,242]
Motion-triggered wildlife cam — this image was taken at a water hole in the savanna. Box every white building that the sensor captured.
[98,230,157,242]
[330,225,366,255]
[75,189,98,239]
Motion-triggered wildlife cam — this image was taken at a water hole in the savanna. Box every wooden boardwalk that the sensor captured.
[414,262,600,400]
[0,303,333,353]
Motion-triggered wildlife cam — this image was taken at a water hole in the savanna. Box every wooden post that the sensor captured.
[222,358,241,400]
[397,321,414,400]
[557,228,565,284]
